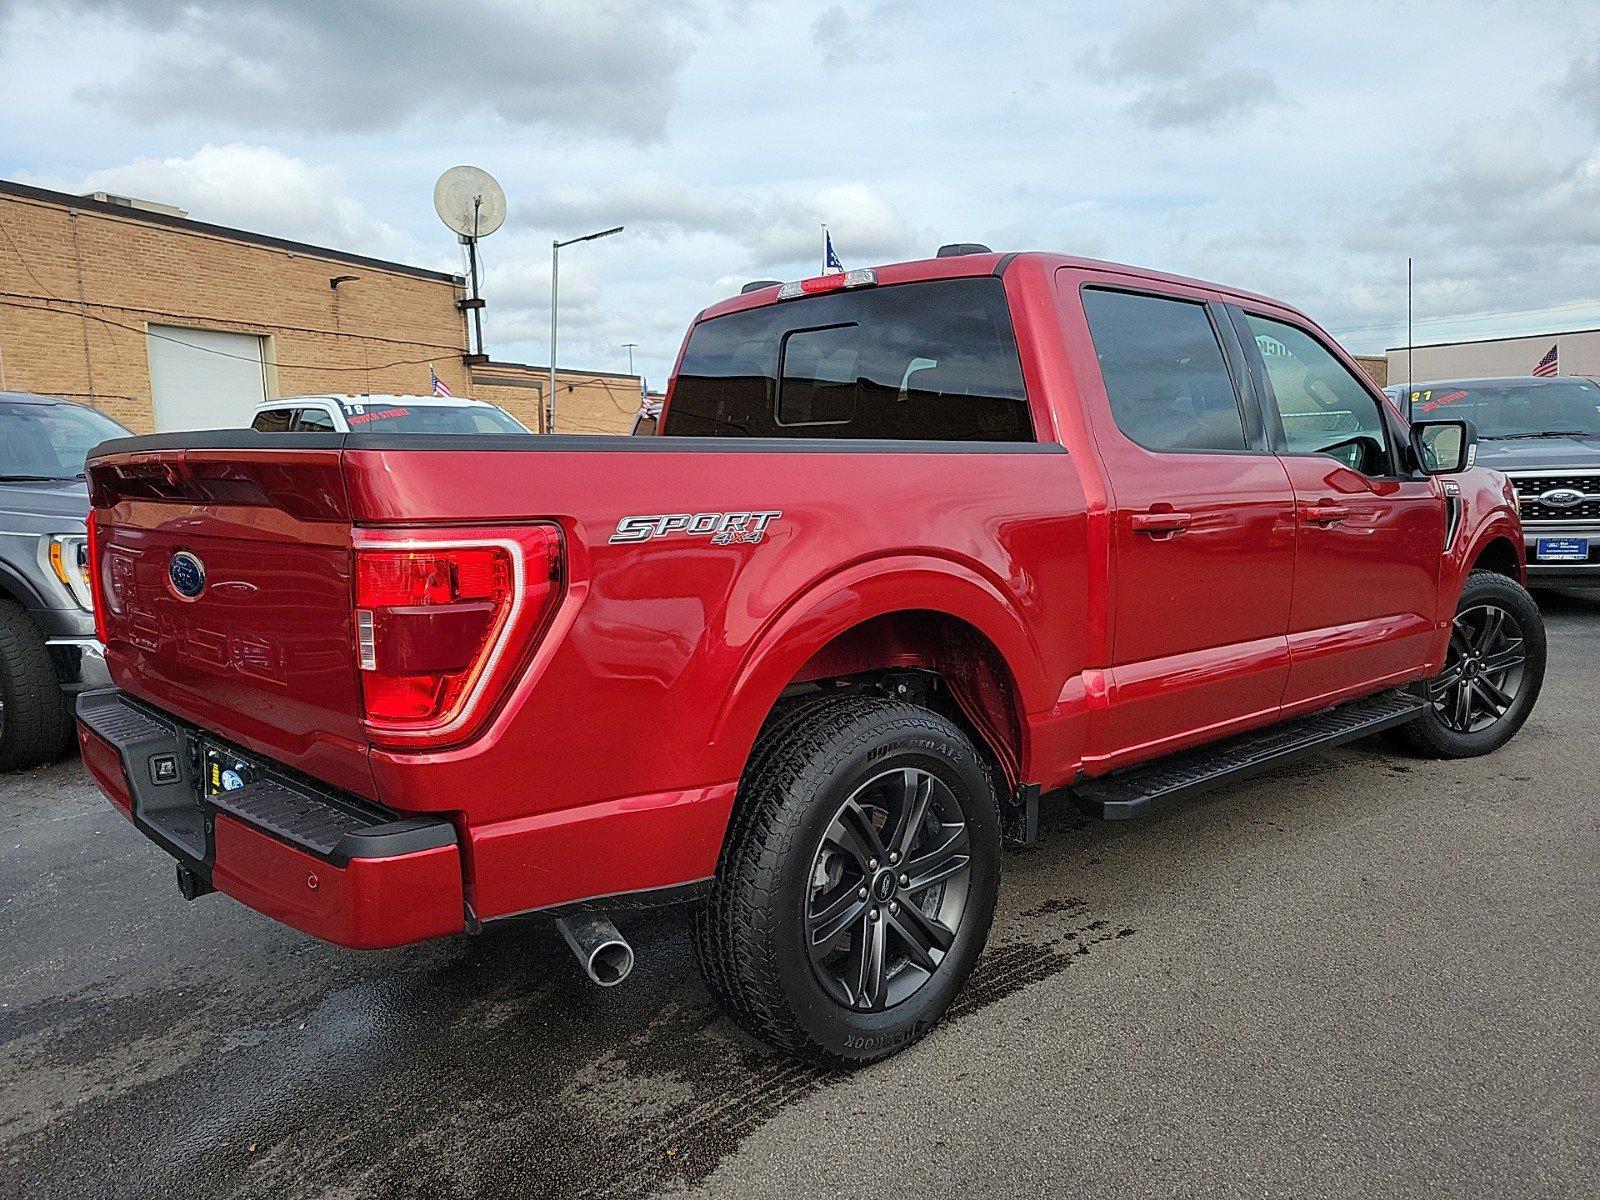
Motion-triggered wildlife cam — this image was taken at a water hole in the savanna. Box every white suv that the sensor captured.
[250,394,529,435]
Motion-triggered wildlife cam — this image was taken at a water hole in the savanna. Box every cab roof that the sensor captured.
[697,250,1295,324]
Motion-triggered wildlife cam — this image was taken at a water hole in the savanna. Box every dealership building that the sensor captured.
[0,179,640,434]
[1386,328,1600,386]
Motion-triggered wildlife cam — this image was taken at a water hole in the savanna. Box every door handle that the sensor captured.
[1131,510,1194,535]
[1302,502,1350,525]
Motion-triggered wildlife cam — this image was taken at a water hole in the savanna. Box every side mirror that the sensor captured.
[1410,418,1477,475]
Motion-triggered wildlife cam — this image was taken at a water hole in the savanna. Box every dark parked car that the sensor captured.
[0,392,128,768]
[1388,376,1600,587]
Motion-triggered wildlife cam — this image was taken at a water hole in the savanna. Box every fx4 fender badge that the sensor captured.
[610,510,782,546]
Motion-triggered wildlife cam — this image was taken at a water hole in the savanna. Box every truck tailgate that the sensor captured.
[89,446,374,799]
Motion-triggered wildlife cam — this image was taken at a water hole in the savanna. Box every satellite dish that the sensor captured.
[433,165,506,239]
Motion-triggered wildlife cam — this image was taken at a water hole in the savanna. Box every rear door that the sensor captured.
[1229,307,1444,712]
[1065,274,1297,767]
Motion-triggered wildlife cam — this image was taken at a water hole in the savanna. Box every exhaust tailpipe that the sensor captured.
[555,912,634,986]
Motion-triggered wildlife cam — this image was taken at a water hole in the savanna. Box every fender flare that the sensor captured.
[1460,513,1524,581]
[0,559,48,609]
[710,553,1050,771]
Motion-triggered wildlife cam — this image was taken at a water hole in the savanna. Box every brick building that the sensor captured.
[0,179,639,434]
[470,361,648,436]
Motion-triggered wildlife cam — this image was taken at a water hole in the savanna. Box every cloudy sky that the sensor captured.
[3,0,1599,388]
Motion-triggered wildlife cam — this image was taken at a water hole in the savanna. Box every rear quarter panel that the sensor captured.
[342,440,1089,916]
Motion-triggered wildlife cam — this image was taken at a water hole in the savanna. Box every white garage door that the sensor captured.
[146,325,269,431]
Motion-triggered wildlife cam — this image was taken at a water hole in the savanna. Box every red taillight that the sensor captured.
[86,508,109,645]
[353,526,563,747]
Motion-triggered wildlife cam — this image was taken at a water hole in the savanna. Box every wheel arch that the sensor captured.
[1469,533,1522,581]
[711,556,1049,791]
[0,560,47,609]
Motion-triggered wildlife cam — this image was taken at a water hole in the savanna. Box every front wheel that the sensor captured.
[1398,570,1546,758]
[693,694,1001,1064]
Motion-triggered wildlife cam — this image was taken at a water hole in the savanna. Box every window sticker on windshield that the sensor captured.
[347,407,411,425]
[1415,389,1468,413]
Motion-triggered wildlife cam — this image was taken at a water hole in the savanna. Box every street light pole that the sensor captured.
[547,225,623,434]
[622,342,637,376]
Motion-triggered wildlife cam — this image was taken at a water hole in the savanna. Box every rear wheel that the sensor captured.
[693,693,1001,1064]
[0,600,73,772]
[1398,571,1545,758]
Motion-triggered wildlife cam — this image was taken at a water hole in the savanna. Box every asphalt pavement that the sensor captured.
[2,593,1596,1199]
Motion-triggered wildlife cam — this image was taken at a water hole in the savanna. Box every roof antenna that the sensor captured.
[1406,256,1413,395]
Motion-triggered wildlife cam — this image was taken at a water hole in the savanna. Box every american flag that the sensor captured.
[1532,344,1558,377]
[429,365,453,397]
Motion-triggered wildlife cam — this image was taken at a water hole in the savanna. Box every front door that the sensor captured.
[1232,308,1445,713]
[1069,278,1298,768]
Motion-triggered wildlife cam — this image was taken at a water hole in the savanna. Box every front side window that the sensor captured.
[663,277,1032,441]
[1246,314,1392,475]
[1081,288,1248,453]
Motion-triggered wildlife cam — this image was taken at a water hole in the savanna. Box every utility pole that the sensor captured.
[548,225,624,433]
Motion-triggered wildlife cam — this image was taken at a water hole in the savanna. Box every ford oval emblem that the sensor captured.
[167,550,206,599]
[1540,488,1586,508]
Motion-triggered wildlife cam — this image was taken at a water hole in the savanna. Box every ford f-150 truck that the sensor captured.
[75,250,1544,1064]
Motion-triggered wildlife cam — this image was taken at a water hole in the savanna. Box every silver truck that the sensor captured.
[1389,376,1600,589]
[0,391,126,768]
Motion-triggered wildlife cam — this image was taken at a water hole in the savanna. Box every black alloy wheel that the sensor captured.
[1396,569,1545,759]
[805,766,972,1013]
[693,694,1001,1064]
[1428,603,1528,734]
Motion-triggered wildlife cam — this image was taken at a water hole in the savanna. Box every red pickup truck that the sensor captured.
[76,249,1544,1064]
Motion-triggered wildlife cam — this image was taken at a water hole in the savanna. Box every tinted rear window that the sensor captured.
[343,404,526,434]
[662,278,1032,441]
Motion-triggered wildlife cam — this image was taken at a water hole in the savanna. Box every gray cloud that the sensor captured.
[518,173,927,272]
[14,143,438,265]
[1557,41,1600,130]
[1086,0,1281,131]
[809,1,910,66]
[15,0,687,141]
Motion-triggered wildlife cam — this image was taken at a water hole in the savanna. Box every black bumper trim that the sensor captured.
[75,688,457,870]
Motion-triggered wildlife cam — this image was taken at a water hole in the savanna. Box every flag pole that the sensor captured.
[821,223,828,274]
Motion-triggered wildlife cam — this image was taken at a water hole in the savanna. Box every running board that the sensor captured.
[1072,690,1427,820]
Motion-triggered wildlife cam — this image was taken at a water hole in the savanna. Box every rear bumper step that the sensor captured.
[75,689,465,948]
[1072,689,1427,820]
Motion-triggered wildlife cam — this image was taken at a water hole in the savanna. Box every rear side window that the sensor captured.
[251,408,293,433]
[292,408,336,432]
[1082,289,1249,453]
[663,278,1031,441]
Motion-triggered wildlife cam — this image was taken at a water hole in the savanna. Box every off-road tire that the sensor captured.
[0,600,73,771]
[693,693,1001,1064]
[1397,570,1546,759]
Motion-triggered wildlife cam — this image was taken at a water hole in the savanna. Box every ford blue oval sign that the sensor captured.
[167,550,206,599]
[1540,488,1586,508]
